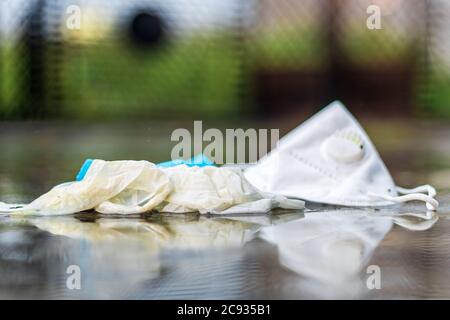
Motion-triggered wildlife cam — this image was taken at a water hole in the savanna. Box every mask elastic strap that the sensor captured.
[369,184,438,211]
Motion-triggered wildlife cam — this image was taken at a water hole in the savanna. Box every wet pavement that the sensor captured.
[0,120,449,299]
[0,201,448,299]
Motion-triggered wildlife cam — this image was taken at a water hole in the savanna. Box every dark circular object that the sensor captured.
[129,11,165,47]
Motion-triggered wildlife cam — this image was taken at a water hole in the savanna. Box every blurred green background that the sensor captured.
[0,0,449,119]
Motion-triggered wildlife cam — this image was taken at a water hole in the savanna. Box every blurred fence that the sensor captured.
[0,0,449,120]
[424,0,450,117]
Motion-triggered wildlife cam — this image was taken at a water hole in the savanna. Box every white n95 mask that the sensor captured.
[244,101,438,211]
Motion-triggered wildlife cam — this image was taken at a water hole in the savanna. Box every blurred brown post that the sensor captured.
[23,0,47,118]
[325,0,341,107]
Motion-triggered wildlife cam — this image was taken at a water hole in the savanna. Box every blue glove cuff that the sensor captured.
[76,159,94,181]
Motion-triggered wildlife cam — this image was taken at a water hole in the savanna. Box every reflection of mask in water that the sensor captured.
[260,211,392,285]
[0,161,304,215]
[245,101,438,211]
[259,210,438,293]
[381,211,439,231]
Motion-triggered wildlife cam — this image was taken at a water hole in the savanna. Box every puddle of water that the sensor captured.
[0,207,448,299]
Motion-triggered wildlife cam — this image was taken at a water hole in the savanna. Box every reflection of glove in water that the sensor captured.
[0,160,304,215]
[11,215,263,299]
[245,101,438,210]
[27,215,260,250]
